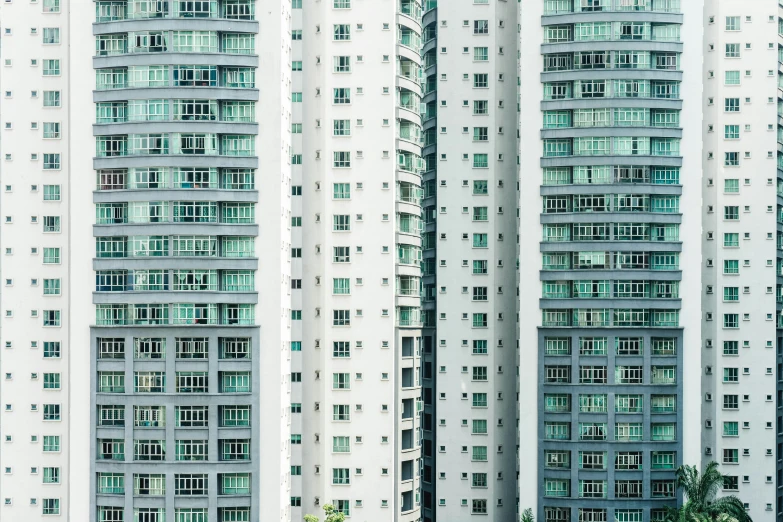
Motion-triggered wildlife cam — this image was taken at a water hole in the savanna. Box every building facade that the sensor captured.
[0,0,72,518]
[519,1,704,521]
[421,0,518,520]
[702,0,783,518]
[1,0,783,521]
[296,0,424,520]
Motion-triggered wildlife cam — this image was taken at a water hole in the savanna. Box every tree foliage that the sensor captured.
[662,462,751,522]
[304,504,346,522]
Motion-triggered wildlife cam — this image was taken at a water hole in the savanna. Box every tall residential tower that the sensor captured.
[520,1,703,521]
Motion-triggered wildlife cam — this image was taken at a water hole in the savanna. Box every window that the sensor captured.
[474,73,488,88]
[723,395,738,409]
[473,20,489,34]
[43,185,60,201]
[42,154,60,170]
[42,59,60,76]
[43,373,60,389]
[333,152,350,168]
[42,122,60,139]
[333,436,350,453]
[474,47,488,61]
[723,287,739,302]
[724,98,739,112]
[724,71,740,85]
[42,498,60,515]
[725,43,740,57]
[333,183,350,199]
[43,403,60,420]
[333,373,350,390]
[333,24,350,41]
[43,342,60,358]
[724,125,739,139]
[333,88,350,104]
[724,179,739,193]
[43,436,60,452]
[43,310,60,327]
[42,216,60,233]
[333,56,350,72]
[726,16,740,31]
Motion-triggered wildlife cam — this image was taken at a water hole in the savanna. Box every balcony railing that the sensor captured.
[543,0,681,15]
[95,0,255,22]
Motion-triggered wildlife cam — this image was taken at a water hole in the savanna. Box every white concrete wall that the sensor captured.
[702,1,779,518]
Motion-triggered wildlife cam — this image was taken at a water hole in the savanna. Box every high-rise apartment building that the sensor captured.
[2,0,783,521]
[421,1,518,520]
[0,0,72,518]
[295,0,424,520]
[1,0,293,520]
[702,1,783,517]
[520,1,703,521]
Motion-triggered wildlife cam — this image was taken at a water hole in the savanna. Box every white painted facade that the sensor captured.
[702,1,781,518]
[425,1,518,520]
[297,0,424,520]
[0,0,72,517]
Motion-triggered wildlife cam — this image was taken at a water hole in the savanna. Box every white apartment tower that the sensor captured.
[702,1,783,518]
[0,0,72,518]
[420,0,518,520]
[296,0,424,520]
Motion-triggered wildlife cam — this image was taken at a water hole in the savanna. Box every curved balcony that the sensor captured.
[397,181,423,207]
[397,120,422,148]
[94,52,257,70]
[396,306,422,328]
[96,167,255,192]
[541,308,679,328]
[398,0,422,26]
[543,78,680,103]
[397,213,423,237]
[95,0,256,23]
[95,64,256,92]
[95,31,256,55]
[540,164,681,186]
[543,0,681,16]
[94,302,256,326]
[95,133,255,156]
[543,51,680,74]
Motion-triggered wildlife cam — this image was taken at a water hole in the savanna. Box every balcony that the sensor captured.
[95,236,255,259]
[543,51,679,73]
[95,67,256,90]
[398,0,422,21]
[94,303,255,325]
[397,306,422,327]
[543,0,681,15]
[95,1,256,22]
[542,309,679,327]
[542,165,680,185]
[398,27,421,51]
[95,33,256,57]
[96,168,255,191]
